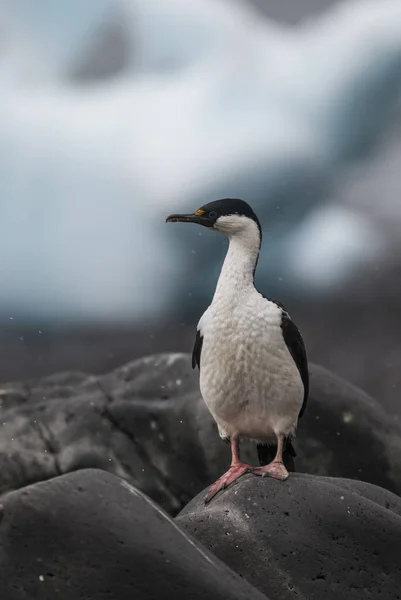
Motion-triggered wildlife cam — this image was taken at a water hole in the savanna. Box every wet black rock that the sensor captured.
[0,469,267,600]
[177,473,401,600]
[0,354,242,515]
[0,353,400,516]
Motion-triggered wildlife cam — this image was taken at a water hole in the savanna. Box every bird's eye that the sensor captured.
[208,211,217,219]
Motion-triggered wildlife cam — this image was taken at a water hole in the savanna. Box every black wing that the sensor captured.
[280,311,309,418]
[192,329,203,370]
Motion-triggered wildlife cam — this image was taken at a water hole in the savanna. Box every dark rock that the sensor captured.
[0,354,251,515]
[0,469,267,600]
[177,473,401,600]
[0,353,400,516]
[296,364,401,494]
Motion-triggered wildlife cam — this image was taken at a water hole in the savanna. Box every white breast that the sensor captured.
[198,292,304,443]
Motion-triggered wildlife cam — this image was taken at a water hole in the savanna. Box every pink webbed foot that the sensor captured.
[204,463,253,504]
[252,461,289,481]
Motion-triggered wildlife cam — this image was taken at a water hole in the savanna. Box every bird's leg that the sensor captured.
[204,435,253,504]
[252,434,289,480]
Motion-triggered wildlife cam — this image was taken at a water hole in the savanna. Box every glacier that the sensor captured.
[0,0,400,324]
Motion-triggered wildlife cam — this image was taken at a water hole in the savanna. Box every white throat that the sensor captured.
[213,217,261,302]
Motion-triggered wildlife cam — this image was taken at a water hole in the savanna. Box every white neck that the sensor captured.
[213,220,261,302]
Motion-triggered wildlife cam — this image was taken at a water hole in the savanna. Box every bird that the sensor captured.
[166,199,308,503]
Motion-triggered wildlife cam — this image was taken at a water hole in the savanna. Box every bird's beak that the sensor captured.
[166,210,212,227]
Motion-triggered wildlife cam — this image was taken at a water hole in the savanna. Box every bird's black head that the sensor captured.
[166,198,262,238]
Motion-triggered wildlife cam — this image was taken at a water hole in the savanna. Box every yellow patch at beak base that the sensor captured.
[194,209,205,216]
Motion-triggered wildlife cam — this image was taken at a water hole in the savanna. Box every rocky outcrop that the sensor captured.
[0,469,267,600]
[0,353,400,516]
[177,473,401,600]
[0,354,240,515]
[1,353,400,600]
[296,364,401,493]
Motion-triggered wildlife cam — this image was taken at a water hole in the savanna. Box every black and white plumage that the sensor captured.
[167,198,309,502]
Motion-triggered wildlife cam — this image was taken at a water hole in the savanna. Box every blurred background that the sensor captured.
[1,0,401,415]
